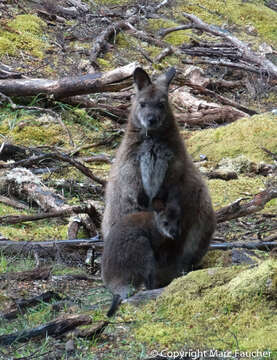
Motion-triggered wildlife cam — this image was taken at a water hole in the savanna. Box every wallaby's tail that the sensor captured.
[107,294,122,317]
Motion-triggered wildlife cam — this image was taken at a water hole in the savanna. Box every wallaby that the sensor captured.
[102,196,181,317]
[102,67,216,286]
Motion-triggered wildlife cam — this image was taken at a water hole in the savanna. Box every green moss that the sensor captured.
[0,204,68,241]
[130,260,277,351]
[0,15,48,58]
[175,0,277,46]
[208,176,265,210]
[187,113,277,164]
[147,19,192,46]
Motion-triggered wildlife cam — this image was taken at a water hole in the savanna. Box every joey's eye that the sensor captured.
[140,102,146,108]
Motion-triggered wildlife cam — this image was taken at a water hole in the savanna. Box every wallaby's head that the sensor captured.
[153,198,181,240]
[131,67,176,132]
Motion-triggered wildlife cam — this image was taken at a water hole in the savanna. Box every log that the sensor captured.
[0,62,138,98]
[0,168,66,212]
[0,237,103,263]
[0,314,92,345]
[0,266,51,282]
[1,291,62,321]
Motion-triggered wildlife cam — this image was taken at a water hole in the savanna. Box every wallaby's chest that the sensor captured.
[139,139,173,202]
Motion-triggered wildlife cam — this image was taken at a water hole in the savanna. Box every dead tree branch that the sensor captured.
[90,16,138,65]
[0,202,100,226]
[180,12,277,79]
[0,314,92,345]
[0,62,138,98]
[0,152,106,185]
[210,241,277,251]
[216,187,277,223]
[1,291,62,321]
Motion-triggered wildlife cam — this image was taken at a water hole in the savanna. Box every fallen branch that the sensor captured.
[175,106,246,127]
[0,152,106,185]
[0,62,138,98]
[0,195,29,210]
[216,187,277,223]
[0,202,101,226]
[0,168,67,212]
[69,321,108,339]
[90,16,138,65]
[0,237,103,263]
[0,314,92,345]
[1,291,62,321]
[0,266,51,282]
[183,82,257,116]
[210,241,277,251]
[181,12,277,79]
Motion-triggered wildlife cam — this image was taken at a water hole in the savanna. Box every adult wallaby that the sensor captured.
[102,67,216,286]
[102,196,181,317]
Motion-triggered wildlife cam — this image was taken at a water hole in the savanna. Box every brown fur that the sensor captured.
[102,202,180,316]
[102,67,216,287]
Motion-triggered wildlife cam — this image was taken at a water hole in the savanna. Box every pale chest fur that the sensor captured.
[139,138,173,202]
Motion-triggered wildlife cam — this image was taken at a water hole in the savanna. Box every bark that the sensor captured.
[175,106,246,128]
[171,87,248,127]
[0,62,138,98]
[0,314,92,345]
[0,195,29,210]
[0,168,66,212]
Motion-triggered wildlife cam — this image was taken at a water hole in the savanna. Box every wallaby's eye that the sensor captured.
[158,102,165,108]
[163,221,169,227]
[140,102,146,108]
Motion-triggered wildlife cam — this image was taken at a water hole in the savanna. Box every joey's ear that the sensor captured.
[152,198,165,213]
[133,67,152,91]
[156,67,176,88]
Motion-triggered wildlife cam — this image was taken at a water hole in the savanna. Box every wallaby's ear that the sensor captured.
[152,198,165,213]
[156,67,176,88]
[133,67,152,91]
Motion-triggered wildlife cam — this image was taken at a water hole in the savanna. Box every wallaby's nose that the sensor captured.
[147,115,156,126]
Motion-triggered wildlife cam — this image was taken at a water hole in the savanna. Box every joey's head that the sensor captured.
[153,198,181,240]
[131,67,176,133]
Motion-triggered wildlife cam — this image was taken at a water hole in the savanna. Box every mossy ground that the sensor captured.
[116,260,277,352]
[0,14,49,58]
[186,113,277,164]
